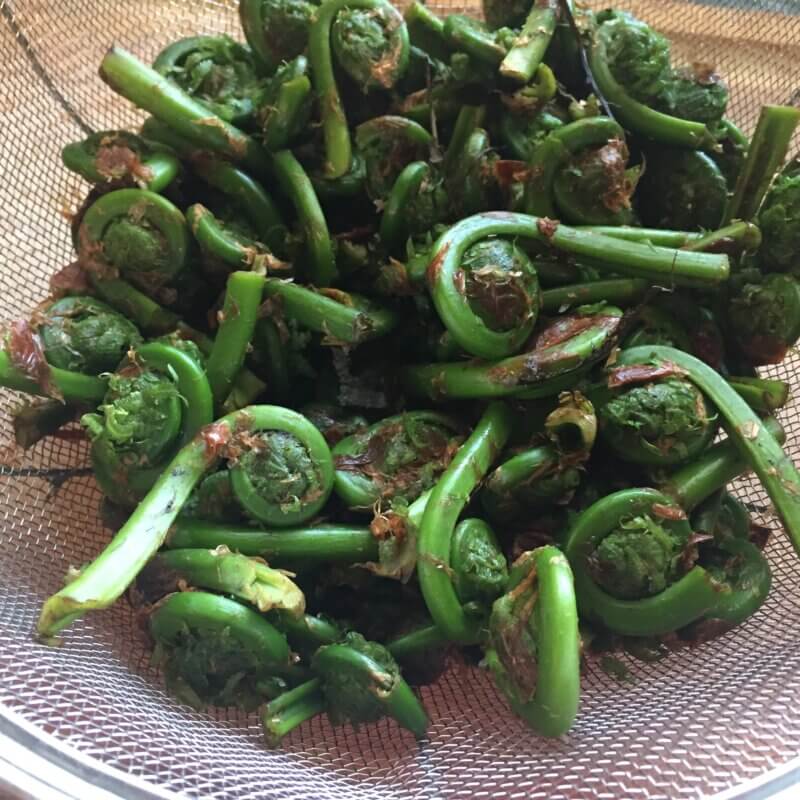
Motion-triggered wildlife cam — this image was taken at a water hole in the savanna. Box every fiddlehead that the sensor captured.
[78,188,191,299]
[149,591,293,710]
[725,273,800,365]
[62,130,179,192]
[228,407,335,527]
[587,11,725,148]
[153,35,266,126]
[82,341,214,506]
[310,0,410,177]
[37,296,142,375]
[484,546,580,737]
[637,148,727,231]
[595,367,718,467]
[332,411,463,509]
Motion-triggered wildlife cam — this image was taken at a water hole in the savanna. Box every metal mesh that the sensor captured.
[1,1,800,798]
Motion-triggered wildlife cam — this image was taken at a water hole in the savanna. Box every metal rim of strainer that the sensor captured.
[0,703,798,800]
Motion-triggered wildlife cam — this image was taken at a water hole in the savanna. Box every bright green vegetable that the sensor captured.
[430,236,540,359]
[206,271,266,407]
[82,341,214,506]
[595,373,718,466]
[38,405,330,637]
[167,519,379,565]
[150,591,292,710]
[78,188,190,296]
[332,411,462,509]
[38,296,142,375]
[450,518,508,604]
[402,304,624,401]
[499,1,558,85]
[62,130,179,192]
[417,401,512,643]
[263,280,397,345]
[263,631,427,744]
[139,547,305,616]
[152,35,265,126]
[485,546,580,737]
[228,407,335,527]
[310,0,410,178]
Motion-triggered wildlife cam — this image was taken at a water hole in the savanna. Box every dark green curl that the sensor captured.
[726,273,800,366]
[597,376,718,467]
[150,591,291,710]
[239,0,317,74]
[637,148,727,231]
[79,188,190,295]
[38,296,142,375]
[433,236,539,359]
[228,406,334,527]
[152,35,265,126]
[82,341,214,507]
[332,411,462,509]
[450,518,508,605]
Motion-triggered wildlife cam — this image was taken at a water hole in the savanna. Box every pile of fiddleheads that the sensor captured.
[6,0,798,749]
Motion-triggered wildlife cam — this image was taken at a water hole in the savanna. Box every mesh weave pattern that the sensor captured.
[1,1,800,798]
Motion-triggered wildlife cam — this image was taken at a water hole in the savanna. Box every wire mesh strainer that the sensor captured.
[1,1,800,798]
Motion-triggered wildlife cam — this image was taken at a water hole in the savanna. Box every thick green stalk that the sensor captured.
[724,105,800,223]
[386,624,447,660]
[262,75,312,152]
[0,351,107,404]
[167,520,379,564]
[145,548,305,615]
[417,402,512,643]
[443,105,485,174]
[99,46,270,175]
[90,276,181,334]
[206,271,266,407]
[682,221,762,253]
[541,278,649,312]
[499,1,557,84]
[443,15,507,66]
[577,226,701,247]
[380,161,430,254]
[269,150,337,286]
[262,679,326,746]
[660,416,783,511]
[263,280,397,344]
[727,376,790,414]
